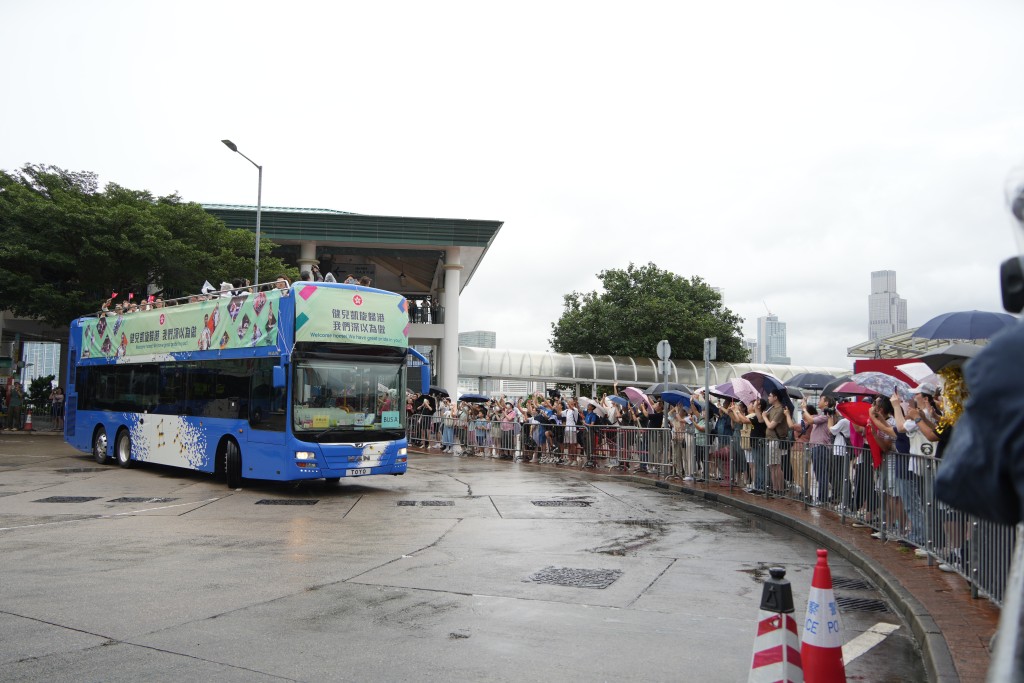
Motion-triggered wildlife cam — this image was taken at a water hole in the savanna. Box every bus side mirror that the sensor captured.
[272,366,286,389]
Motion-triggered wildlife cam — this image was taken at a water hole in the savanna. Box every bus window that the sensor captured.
[250,359,286,431]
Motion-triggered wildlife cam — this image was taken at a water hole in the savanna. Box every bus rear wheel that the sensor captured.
[93,428,108,465]
[225,440,243,489]
[115,430,134,468]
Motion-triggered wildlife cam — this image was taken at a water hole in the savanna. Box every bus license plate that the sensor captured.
[347,468,370,476]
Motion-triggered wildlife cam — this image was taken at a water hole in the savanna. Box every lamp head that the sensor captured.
[221,139,238,152]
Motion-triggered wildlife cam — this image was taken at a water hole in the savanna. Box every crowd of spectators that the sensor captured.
[407,380,957,570]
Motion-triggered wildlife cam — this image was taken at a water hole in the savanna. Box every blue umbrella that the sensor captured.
[912,310,1018,341]
[607,395,628,407]
[660,390,691,408]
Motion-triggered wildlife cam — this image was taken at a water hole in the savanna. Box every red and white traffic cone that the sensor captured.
[801,549,846,682]
[23,407,33,432]
[749,567,803,682]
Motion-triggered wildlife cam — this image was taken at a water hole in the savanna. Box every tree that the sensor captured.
[26,374,55,412]
[549,262,748,362]
[0,164,298,327]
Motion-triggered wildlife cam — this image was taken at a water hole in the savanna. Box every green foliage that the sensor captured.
[550,262,748,362]
[0,164,298,327]
[26,374,55,411]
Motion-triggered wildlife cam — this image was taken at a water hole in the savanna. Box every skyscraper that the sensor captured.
[458,330,497,348]
[868,270,908,340]
[756,315,790,365]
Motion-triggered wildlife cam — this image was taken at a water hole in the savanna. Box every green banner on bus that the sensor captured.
[81,290,282,360]
[293,285,409,348]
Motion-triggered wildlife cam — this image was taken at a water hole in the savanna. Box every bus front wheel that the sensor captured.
[92,428,108,465]
[115,430,134,468]
[225,441,243,489]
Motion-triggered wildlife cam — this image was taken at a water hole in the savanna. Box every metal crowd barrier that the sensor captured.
[407,415,1015,607]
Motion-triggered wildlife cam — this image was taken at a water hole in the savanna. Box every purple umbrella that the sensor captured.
[712,378,760,406]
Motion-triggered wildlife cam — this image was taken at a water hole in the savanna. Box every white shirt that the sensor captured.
[829,417,851,456]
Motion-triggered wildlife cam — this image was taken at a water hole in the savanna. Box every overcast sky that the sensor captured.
[4,1,1023,369]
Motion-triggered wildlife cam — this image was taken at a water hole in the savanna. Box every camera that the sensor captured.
[824,408,836,416]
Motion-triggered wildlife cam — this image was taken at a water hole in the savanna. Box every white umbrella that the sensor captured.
[895,362,942,388]
[577,397,606,417]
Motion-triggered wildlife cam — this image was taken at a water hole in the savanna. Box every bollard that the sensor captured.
[749,566,803,682]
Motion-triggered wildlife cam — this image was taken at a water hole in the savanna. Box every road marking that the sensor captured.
[0,497,221,531]
[843,622,900,664]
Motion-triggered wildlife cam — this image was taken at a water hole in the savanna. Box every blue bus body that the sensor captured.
[64,282,413,485]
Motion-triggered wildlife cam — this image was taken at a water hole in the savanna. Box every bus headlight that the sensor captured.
[295,451,316,460]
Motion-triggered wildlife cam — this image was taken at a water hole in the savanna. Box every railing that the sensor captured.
[406,414,1016,608]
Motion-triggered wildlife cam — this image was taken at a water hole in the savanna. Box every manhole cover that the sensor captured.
[836,596,890,613]
[34,496,101,504]
[527,566,622,589]
[397,500,454,506]
[532,500,592,507]
[55,467,110,474]
[620,519,663,528]
[832,577,872,591]
[108,497,178,504]
[255,499,319,506]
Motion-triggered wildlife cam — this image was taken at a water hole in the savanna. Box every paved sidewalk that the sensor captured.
[431,452,999,683]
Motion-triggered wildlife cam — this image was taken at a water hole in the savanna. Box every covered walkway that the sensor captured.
[458,346,847,393]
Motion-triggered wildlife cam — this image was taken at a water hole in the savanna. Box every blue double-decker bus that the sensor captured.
[64,281,415,487]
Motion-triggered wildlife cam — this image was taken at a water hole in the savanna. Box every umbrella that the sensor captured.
[786,386,804,400]
[660,390,691,408]
[459,393,490,403]
[577,397,607,417]
[741,371,786,398]
[784,372,839,391]
[850,371,913,401]
[837,400,883,469]
[827,381,878,397]
[643,381,692,397]
[712,378,759,406]
[912,310,1017,341]
[821,376,853,395]
[623,386,654,410]
[895,361,942,388]
[918,343,985,372]
[428,385,449,397]
[606,395,628,408]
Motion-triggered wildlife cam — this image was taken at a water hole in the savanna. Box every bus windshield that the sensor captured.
[292,358,405,436]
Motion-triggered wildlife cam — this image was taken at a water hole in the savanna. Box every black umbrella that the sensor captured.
[784,372,839,391]
[821,376,853,396]
[459,393,491,403]
[428,385,449,397]
[786,386,804,400]
[644,382,693,396]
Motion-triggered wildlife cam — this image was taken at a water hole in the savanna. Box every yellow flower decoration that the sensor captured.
[938,366,967,432]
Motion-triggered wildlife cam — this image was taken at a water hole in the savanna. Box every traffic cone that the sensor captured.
[749,567,803,682]
[23,407,33,432]
[801,549,846,682]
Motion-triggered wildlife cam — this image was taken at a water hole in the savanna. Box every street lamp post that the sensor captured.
[221,140,263,286]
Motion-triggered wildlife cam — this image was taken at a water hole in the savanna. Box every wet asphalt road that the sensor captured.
[0,435,925,682]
